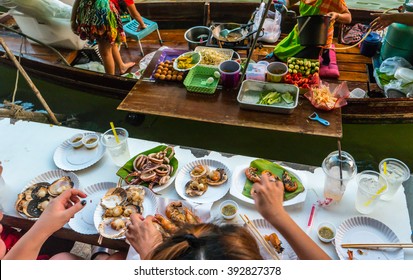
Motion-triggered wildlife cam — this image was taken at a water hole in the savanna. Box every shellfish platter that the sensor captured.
[116,145,178,193]
[230,159,307,206]
[15,170,79,219]
[174,159,231,204]
[53,133,106,171]
[68,182,116,235]
[94,185,158,239]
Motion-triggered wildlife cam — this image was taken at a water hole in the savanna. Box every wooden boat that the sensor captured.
[1,1,412,123]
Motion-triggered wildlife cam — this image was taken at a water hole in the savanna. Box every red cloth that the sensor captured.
[1,226,50,260]
[319,45,340,79]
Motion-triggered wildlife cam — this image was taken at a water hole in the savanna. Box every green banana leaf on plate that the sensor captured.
[242,158,304,201]
[116,145,178,188]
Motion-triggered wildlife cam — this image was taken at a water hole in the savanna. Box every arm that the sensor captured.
[125,213,162,259]
[126,3,147,29]
[252,174,331,260]
[371,12,413,30]
[327,7,352,24]
[3,189,87,260]
[0,212,6,259]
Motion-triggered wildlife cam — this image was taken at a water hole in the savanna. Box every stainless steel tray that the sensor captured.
[237,80,299,114]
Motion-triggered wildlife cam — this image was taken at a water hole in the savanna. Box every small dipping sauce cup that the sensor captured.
[82,133,99,149]
[266,62,288,83]
[68,133,84,149]
[219,200,239,220]
[317,222,336,243]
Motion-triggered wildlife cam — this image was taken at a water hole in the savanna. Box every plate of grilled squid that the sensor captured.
[174,159,231,204]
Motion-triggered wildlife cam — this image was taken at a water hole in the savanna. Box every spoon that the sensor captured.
[219,22,254,38]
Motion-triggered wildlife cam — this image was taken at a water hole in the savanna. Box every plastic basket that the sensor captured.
[194,46,234,67]
[183,65,219,94]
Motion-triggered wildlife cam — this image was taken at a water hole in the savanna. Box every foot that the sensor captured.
[137,24,147,32]
[120,62,136,75]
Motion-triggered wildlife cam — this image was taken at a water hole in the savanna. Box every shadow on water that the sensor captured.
[1,65,413,173]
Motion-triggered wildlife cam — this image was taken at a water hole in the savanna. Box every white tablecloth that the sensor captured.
[0,118,411,260]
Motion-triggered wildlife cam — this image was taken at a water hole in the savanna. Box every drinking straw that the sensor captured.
[383,161,388,175]
[110,122,120,144]
[337,140,343,187]
[306,204,316,234]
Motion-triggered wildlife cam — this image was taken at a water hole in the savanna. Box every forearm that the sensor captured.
[267,213,331,260]
[391,13,413,26]
[3,223,52,260]
[336,11,352,24]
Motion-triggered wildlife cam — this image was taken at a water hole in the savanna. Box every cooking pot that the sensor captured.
[297,15,331,46]
[210,22,260,43]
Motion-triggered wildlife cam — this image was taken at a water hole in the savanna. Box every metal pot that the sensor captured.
[210,22,258,43]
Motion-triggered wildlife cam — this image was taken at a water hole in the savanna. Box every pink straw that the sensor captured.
[307,204,316,228]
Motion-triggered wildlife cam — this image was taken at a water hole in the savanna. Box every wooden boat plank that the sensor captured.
[118,51,343,138]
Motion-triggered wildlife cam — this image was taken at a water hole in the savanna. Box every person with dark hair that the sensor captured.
[126,173,331,260]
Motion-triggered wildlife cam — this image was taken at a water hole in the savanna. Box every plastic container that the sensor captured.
[82,133,99,149]
[219,200,239,220]
[246,63,267,81]
[266,62,288,83]
[10,10,85,50]
[360,32,381,57]
[380,23,413,64]
[297,15,330,46]
[183,65,219,94]
[349,88,366,98]
[68,133,84,149]
[184,26,211,50]
[237,80,299,114]
[317,222,336,243]
[394,67,413,84]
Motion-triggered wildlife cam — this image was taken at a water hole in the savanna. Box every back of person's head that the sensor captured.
[147,223,263,260]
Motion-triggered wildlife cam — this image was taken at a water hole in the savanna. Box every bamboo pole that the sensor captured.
[0,38,60,125]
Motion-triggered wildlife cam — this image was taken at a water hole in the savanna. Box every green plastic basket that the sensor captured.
[183,65,219,94]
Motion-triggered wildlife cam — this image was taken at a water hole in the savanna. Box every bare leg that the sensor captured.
[97,39,116,75]
[94,251,127,260]
[49,252,84,260]
[112,44,135,74]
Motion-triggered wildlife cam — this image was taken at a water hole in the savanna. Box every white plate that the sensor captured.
[230,164,307,206]
[18,169,80,219]
[335,216,404,260]
[93,186,158,239]
[244,219,297,260]
[175,159,231,204]
[68,182,116,235]
[53,133,106,171]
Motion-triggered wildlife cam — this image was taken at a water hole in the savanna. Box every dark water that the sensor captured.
[1,65,412,172]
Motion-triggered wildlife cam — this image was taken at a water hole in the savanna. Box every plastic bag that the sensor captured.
[379,56,412,76]
[11,0,72,22]
[304,81,350,111]
[253,3,281,43]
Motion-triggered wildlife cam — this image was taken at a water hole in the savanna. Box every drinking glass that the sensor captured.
[355,170,388,214]
[101,127,131,167]
[379,158,410,201]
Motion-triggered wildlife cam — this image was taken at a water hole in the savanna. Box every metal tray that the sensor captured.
[237,80,299,114]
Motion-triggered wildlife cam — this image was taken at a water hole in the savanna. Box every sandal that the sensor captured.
[90,245,110,260]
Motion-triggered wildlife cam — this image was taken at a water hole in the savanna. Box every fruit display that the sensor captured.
[287,57,319,76]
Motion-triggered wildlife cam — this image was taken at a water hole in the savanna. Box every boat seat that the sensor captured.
[123,18,163,56]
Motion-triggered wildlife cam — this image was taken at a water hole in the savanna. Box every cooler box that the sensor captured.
[10,10,86,50]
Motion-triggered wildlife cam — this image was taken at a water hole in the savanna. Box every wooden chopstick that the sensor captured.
[341,243,413,249]
[240,214,280,260]
[98,234,103,245]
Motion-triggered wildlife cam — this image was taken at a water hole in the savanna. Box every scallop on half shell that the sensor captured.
[98,217,130,239]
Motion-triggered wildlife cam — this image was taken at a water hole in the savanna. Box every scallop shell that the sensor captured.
[48,176,74,196]
[98,217,129,239]
[100,188,127,209]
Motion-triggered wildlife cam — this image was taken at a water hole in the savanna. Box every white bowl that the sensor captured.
[82,133,99,149]
[68,133,84,149]
[317,222,336,243]
[173,51,201,72]
[219,200,239,220]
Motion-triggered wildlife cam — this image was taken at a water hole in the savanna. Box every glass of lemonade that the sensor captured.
[379,158,410,201]
[101,127,131,167]
[322,151,357,203]
[355,170,388,214]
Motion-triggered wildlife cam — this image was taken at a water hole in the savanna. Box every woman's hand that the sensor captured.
[326,12,340,21]
[370,13,395,31]
[35,189,87,234]
[126,214,162,259]
[251,173,287,226]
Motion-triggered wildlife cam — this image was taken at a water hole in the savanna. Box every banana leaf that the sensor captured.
[242,159,305,201]
[116,145,178,188]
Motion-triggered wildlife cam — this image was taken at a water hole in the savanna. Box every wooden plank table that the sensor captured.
[118,50,342,138]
